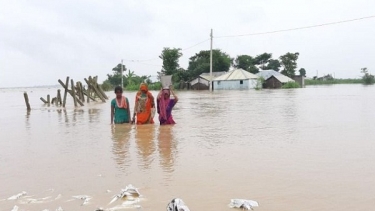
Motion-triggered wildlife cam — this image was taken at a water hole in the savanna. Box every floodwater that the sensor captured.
[0,84,374,211]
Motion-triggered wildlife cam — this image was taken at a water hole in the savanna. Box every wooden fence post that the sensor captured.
[62,77,69,107]
[24,92,31,110]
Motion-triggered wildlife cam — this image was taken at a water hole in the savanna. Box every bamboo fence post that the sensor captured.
[93,84,106,103]
[85,78,105,102]
[58,79,84,106]
[51,97,55,104]
[79,82,85,102]
[47,95,50,106]
[57,89,62,105]
[24,92,31,110]
[85,77,91,103]
[40,97,48,104]
[71,79,77,107]
[62,77,69,107]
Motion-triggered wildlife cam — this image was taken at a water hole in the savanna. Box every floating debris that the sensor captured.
[109,184,141,205]
[11,205,19,211]
[229,199,259,210]
[56,206,63,211]
[72,195,92,206]
[8,191,27,200]
[167,198,190,211]
[55,194,62,200]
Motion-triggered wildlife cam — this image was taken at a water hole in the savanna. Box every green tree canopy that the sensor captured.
[361,67,375,84]
[234,55,259,74]
[280,52,300,78]
[265,59,281,71]
[187,49,232,79]
[299,68,306,77]
[159,48,183,76]
[255,53,272,69]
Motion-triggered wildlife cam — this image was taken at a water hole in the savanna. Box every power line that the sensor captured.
[216,15,375,38]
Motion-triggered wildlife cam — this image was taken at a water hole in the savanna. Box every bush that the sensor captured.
[124,82,162,91]
[282,81,300,89]
[255,77,265,90]
[101,80,113,91]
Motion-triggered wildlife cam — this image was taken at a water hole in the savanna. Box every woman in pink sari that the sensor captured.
[157,87,178,125]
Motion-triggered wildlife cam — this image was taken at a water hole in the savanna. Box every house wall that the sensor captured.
[264,76,282,88]
[191,83,209,90]
[213,79,257,90]
[190,77,209,89]
[293,75,305,87]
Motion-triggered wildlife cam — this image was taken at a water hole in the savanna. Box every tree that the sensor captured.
[280,52,300,78]
[234,55,259,74]
[187,49,232,80]
[159,48,183,76]
[299,68,306,77]
[361,67,375,84]
[105,63,127,87]
[255,53,272,69]
[265,59,281,71]
[125,69,135,85]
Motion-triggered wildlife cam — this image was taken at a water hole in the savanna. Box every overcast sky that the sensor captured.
[1,0,375,87]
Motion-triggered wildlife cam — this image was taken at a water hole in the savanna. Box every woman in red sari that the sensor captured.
[132,83,155,124]
[157,86,178,125]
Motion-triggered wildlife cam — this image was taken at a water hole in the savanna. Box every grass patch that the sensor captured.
[305,78,363,85]
[282,81,300,89]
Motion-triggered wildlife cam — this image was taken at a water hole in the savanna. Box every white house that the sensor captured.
[213,68,259,90]
[189,72,226,90]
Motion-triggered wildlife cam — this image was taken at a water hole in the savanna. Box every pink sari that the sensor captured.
[158,90,176,125]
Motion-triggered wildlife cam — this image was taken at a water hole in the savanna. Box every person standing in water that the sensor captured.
[132,83,155,124]
[111,86,131,124]
[157,86,178,125]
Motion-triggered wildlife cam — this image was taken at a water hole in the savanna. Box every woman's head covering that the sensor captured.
[139,83,148,92]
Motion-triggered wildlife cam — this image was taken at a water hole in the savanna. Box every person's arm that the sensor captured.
[126,98,131,123]
[150,94,155,108]
[157,89,162,100]
[111,105,114,124]
[132,98,137,123]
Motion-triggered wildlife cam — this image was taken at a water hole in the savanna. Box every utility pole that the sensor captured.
[121,59,124,88]
[209,29,213,92]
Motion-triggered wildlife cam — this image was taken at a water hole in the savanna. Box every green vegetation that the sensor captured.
[282,81,300,89]
[280,52,300,78]
[255,77,265,90]
[102,48,307,90]
[361,67,375,85]
[305,78,363,85]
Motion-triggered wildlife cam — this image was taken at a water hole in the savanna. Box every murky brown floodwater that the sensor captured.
[1,84,375,211]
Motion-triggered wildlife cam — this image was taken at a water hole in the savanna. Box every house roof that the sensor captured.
[256,70,294,83]
[213,68,258,81]
[199,71,226,81]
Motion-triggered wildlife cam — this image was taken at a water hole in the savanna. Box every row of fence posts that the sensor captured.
[23,76,108,110]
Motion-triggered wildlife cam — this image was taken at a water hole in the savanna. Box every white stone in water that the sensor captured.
[167,198,190,211]
[229,199,259,210]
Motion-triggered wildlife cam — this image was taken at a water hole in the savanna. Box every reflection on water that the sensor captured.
[157,126,176,173]
[111,124,131,170]
[1,86,375,211]
[135,125,156,170]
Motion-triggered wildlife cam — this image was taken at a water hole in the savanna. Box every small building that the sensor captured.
[190,72,226,90]
[213,68,259,90]
[256,70,294,89]
[293,75,305,87]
